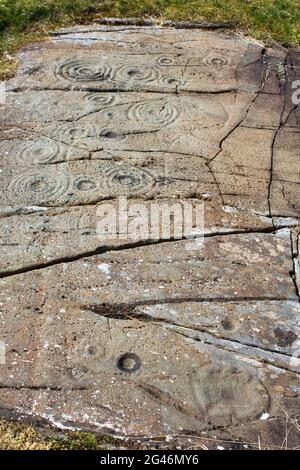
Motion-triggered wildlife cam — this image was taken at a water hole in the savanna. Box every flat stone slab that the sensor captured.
[1,24,300,448]
[1,200,275,275]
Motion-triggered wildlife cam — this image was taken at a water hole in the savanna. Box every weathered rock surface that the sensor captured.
[0,24,300,448]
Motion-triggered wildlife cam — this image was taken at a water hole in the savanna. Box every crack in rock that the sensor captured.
[2,26,300,443]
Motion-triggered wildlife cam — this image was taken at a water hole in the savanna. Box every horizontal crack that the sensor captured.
[83,297,298,311]
[167,324,298,360]
[83,301,299,360]
[0,384,88,391]
[172,328,300,376]
[83,300,300,374]
[102,147,209,160]
[0,226,287,279]
[9,85,239,96]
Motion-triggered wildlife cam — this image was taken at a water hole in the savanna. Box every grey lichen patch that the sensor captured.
[274,327,298,347]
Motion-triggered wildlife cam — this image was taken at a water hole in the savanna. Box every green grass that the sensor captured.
[117,0,300,44]
[0,0,300,75]
[0,420,123,450]
[0,0,299,43]
[0,1,300,78]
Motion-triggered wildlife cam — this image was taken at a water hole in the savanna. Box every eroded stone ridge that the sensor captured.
[0,25,300,447]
